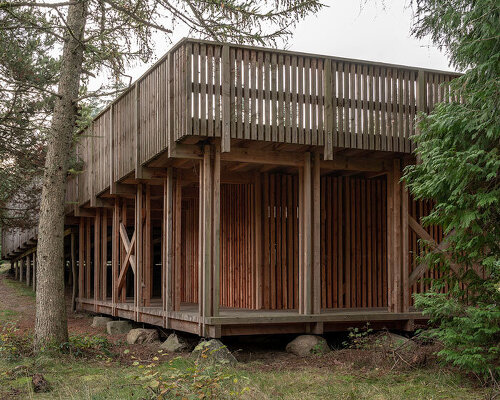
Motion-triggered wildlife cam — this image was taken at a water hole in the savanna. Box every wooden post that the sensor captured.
[135,184,143,318]
[200,145,213,322]
[26,254,31,286]
[324,59,334,160]
[312,152,321,314]
[387,159,402,313]
[71,232,76,311]
[221,45,231,153]
[20,256,24,283]
[32,252,36,292]
[300,153,313,315]
[163,168,174,327]
[145,185,152,306]
[212,145,221,317]
[174,175,182,311]
[254,171,263,309]
[112,199,119,315]
[14,260,18,280]
[85,218,91,299]
[401,177,409,312]
[109,103,115,192]
[135,83,142,179]
[167,53,175,157]
[94,209,101,309]
[79,218,84,302]
[101,210,108,300]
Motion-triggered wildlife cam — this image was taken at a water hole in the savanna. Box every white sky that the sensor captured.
[127,0,454,81]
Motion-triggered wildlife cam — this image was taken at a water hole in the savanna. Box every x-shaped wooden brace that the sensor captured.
[117,223,136,292]
[408,215,459,286]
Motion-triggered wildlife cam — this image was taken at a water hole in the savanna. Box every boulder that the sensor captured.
[160,333,188,352]
[106,320,133,335]
[286,335,330,357]
[126,328,159,344]
[371,332,417,351]
[191,339,237,366]
[91,316,112,328]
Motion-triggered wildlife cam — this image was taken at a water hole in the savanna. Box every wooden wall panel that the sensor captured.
[179,196,199,304]
[220,183,255,309]
[321,175,388,309]
[261,173,299,310]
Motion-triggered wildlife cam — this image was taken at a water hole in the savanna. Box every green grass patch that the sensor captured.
[0,353,490,400]
[3,278,35,299]
[243,366,486,400]
[0,309,19,322]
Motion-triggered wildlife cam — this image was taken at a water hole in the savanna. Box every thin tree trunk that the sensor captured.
[35,0,88,349]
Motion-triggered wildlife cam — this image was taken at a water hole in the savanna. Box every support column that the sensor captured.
[71,231,76,311]
[312,152,321,314]
[20,256,24,283]
[174,176,182,311]
[254,171,263,310]
[112,198,119,316]
[94,209,101,311]
[135,184,144,319]
[14,260,18,280]
[33,252,36,292]
[199,144,221,334]
[85,218,91,299]
[163,168,174,328]
[26,254,31,287]
[299,153,313,315]
[78,218,84,304]
[101,210,108,300]
[144,185,151,306]
[387,158,402,313]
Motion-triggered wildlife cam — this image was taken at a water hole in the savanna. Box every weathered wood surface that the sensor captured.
[58,38,458,214]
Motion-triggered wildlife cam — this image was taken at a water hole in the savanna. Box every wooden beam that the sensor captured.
[174,175,182,311]
[401,180,409,312]
[78,218,84,303]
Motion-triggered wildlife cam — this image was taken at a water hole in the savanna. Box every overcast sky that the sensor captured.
[127,0,454,81]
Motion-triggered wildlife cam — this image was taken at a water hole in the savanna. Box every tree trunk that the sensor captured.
[35,0,87,349]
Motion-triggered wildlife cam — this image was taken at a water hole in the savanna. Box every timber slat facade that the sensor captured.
[1,38,460,337]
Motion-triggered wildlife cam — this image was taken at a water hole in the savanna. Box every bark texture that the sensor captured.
[35,0,87,348]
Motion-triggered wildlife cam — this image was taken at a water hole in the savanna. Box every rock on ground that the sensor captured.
[91,316,112,328]
[191,339,237,366]
[286,335,330,357]
[160,333,188,352]
[32,373,50,393]
[126,328,159,344]
[106,320,133,335]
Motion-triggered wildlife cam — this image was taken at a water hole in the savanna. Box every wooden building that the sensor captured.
[1,38,458,337]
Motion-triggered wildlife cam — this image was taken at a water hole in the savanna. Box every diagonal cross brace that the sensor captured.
[408,215,459,286]
[117,223,136,292]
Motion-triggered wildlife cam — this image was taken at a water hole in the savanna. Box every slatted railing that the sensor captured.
[70,39,458,212]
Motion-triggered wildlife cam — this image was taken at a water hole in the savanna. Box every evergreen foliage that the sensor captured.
[405,0,500,380]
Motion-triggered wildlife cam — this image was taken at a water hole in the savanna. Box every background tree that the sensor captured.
[0,0,324,349]
[406,0,500,380]
[0,9,58,229]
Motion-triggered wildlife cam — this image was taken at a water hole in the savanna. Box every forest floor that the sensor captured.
[0,263,493,400]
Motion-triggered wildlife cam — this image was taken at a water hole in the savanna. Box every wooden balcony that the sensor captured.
[68,37,459,209]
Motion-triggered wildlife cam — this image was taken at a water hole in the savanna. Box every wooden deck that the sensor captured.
[1,38,458,338]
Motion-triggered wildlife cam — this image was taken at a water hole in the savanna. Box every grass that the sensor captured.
[0,351,490,400]
[243,366,485,400]
[1,273,36,299]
